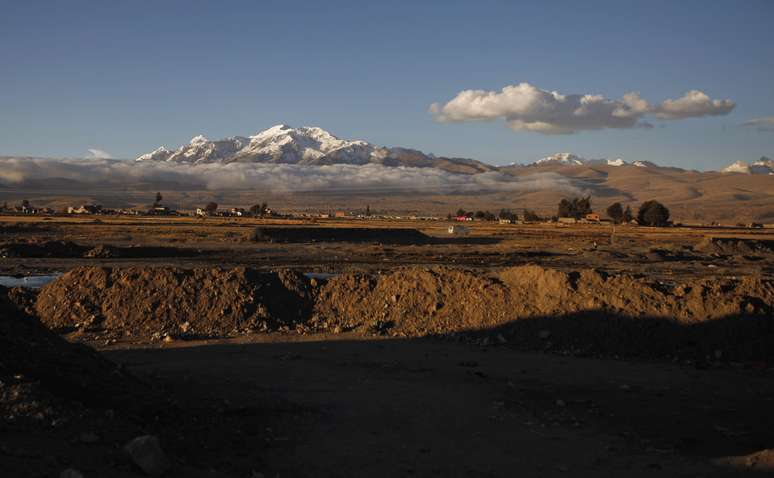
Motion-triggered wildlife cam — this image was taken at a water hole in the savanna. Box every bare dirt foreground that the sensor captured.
[2,216,774,477]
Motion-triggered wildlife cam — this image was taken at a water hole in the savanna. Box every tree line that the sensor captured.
[447,208,542,222]
[448,197,671,226]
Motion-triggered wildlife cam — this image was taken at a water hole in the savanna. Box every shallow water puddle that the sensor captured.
[0,274,62,289]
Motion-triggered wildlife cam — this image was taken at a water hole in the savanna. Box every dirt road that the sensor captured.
[104,334,774,477]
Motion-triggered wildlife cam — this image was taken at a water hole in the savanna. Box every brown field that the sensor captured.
[2,214,774,477]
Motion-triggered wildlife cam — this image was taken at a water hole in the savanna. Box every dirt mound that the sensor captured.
[31,264,774,360]
[313,268,511,336]
[0,240,88,258]
[250,226,431,245]
[313,265,774,360]
[695,237,774,256]
[35,266,314,339]
[0,286,146,422]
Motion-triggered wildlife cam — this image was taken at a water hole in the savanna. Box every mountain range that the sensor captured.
[528,153,656,169]
[136,124,771,175]
[136,124,493,175]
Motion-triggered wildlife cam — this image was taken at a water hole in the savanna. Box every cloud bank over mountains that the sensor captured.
[0,157,584,196]
[430,82,735,134]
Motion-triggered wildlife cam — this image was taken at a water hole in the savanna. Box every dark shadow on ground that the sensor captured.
[463,310,774,364]
[0,240,209,259]
[103,330,774,477]
[249,226,503,245]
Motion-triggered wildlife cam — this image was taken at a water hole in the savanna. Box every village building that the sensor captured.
[67,204,101,214]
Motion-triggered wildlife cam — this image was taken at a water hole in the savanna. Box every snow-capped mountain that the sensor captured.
[529,153,632,167]
[721,157,774,175]
[136,124,493,174]
[533,152,586,166]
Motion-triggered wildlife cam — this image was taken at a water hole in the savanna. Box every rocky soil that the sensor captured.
[30,265,774,361]
[315,265,773,361]
[36,266,314,339]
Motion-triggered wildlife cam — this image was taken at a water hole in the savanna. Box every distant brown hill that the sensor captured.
[496,163,774,223]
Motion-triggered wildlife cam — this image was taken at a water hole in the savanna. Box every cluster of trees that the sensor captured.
[606,200,670,226]
[635,200,670,226]
[605,202,633,224]
[203,202,219,214]
[555,195,670,227]
[523,210,542,222]
[453,209,496,221]
[557,196,592,219]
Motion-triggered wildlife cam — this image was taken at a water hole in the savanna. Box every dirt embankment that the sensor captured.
[313,266,773,360]
[31,265,774,360]
[314,265,772,331]
[35,266,314,338]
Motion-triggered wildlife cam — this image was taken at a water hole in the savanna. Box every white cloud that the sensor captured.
[0,157,585,196]
[653,90,735,119]
[87,148,113,159]
[430,82,735,134]
[741,116,774,132]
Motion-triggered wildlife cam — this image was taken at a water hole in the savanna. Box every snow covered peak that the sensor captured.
[190,135,209,145]
[534,153,586,165]
[530,153,628,167]
[722,157,774,174]
[633,160,656,168]
[251,124,292,139]
[136,146,172,162]
[722,160,750,174]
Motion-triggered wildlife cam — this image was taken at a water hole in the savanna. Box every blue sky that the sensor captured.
[1,0,772,169]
